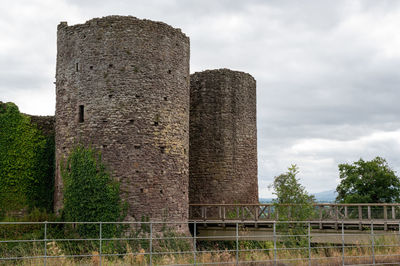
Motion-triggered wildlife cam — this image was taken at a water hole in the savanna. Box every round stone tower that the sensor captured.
[189,69,258,204]
[55,16,190,224]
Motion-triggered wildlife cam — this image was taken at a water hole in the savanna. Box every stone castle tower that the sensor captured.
[54,15,258,223]
[189,69,258,204]
[55,16,190,223]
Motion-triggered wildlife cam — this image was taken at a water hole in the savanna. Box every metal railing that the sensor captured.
[1,220,400,265]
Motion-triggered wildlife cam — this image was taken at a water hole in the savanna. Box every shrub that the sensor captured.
[61,145,125,237]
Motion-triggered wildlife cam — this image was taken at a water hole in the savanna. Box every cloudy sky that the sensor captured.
[2,0,400,198]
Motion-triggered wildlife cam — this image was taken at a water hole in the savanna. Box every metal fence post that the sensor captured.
[99,222,102,266]
[371,221,375,265]
[193,221,197,265]
[273,222,277,266]
[150,222,153,266]
[44,221,47,266]
[308,222,311,266]
[236,222,239,265]
[341,221,345,266]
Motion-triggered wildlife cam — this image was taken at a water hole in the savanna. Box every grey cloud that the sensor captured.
[2,0,400,196]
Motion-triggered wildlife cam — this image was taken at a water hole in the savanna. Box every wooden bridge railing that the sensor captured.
[189,203,400,230]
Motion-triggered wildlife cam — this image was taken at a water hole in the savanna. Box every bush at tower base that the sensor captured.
[61,145,125,237]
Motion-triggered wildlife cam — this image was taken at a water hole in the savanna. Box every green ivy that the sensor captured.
[0,102,54,216]
[61,145,125,237]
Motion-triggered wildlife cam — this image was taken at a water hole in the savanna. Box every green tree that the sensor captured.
[61,145,124,237]
[271,165,315,221]
[0,102,54,216]
[336,157,400,203]
[270,165,315,248]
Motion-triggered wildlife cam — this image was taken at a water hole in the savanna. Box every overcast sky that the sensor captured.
[2,0,400,198]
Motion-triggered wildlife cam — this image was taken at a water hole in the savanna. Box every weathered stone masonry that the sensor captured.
[189,69,258,204]
[28,115,55,137]
[55,16,190,223]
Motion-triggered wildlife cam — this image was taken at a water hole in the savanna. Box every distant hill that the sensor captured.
[313,189,337,202]
[259,189,337,203]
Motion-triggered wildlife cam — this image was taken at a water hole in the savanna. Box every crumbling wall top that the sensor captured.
[57,15,189,40]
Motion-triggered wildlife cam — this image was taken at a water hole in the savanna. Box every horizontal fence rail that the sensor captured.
[2,220,400,265]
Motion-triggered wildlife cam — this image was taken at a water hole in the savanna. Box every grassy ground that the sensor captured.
[2,236,400,265]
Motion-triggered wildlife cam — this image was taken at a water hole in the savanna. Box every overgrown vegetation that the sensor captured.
[0,102,54,217]
[61,145,125,237]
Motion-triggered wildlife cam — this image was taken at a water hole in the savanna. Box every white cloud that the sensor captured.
[259,129,400,198]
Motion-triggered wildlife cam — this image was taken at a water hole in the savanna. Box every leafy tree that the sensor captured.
[336,157,400,203]
[270,165,315,248]
[0,102,54,216]
[61,145,125,237]
[271,165,315,221]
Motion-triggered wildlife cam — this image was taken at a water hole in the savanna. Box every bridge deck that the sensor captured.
[194,225,400,244]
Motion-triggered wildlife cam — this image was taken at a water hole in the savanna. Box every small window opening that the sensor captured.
[102,144,107,148]
[62,146,66,150]
[160,190,163,194]
[109,64,113,68]
[163,96,168,101]
[129,119,134,123]
[134,145,141,149]
[78,105,84,123]
[89,66,93,70]
[140,188,144,193]
[136,170,140,173]
[154,121,159,126]
[108,94,113,98]
[160,146,165,154]
[75,63,79,72]
[168,70,171,74]
[102,120,107,123]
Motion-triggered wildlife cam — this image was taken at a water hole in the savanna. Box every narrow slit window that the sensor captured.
[75,63,79,72]
[79,105,84,123]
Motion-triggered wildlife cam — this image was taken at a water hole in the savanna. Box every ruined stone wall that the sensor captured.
[55,16,190,225]
[28,115,55,137]
[189,69,258,204]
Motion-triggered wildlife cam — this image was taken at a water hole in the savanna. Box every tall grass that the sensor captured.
[2,212,400,265]
[2,235,400,265]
